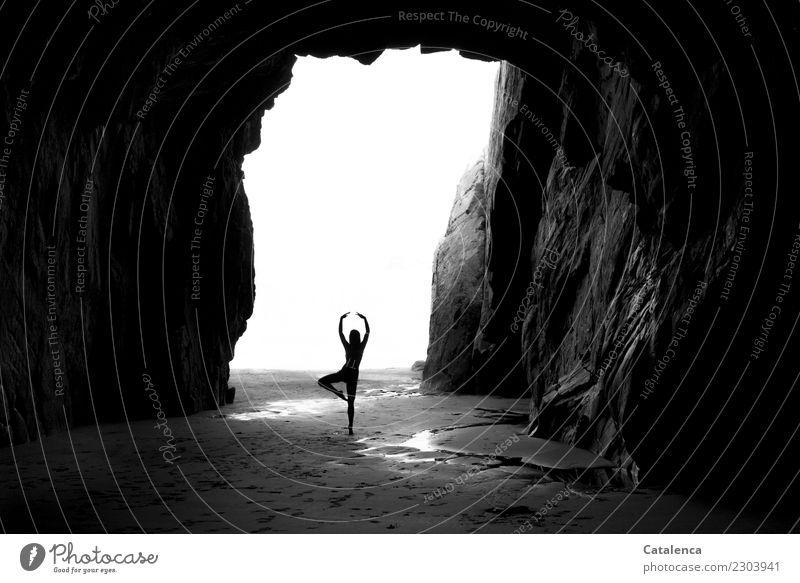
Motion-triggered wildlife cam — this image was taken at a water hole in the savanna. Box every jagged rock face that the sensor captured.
[417,3,800,506]
[422,161,488,393]
[410,360,425,373]
[0,0,798,510]
[0,3,298,441]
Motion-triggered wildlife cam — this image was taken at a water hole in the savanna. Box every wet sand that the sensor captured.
[0,369,792,533]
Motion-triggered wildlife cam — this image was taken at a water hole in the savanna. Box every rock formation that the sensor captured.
[0,0,798,512]
[418,2,800,506]
[422,160,488,393]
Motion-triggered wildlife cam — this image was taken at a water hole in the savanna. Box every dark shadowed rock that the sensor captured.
[417,3,800,505]
[225,386,236,404]
[0,0,797,513]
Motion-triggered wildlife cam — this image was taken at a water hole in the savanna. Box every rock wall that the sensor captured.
[420,2,800,507]
[0,3,297,444]
[422,160,488,393]
[0,0,798,510]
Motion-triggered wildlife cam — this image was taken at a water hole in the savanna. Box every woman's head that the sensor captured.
[349,329,361,345]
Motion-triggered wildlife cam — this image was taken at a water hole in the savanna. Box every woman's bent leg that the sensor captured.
[318,372,346,400]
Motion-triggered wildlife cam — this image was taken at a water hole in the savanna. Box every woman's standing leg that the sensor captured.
[346,380,357,434]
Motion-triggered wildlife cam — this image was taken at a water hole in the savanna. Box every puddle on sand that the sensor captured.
[354,427,517,466]
[443,454,504,468]
[354,441,440,464]
[354,429,494,466]
[384,451,438,463]
[399,430,436,451]
[352,431,445,464]
[227,409,290,420]
[227,398,336,420]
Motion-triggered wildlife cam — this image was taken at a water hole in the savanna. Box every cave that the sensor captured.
[1,0,799,533]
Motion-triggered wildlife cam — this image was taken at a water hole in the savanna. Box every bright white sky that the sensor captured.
[231,47,498,370]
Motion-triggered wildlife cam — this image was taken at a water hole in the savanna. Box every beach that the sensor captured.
[0,369,790,533]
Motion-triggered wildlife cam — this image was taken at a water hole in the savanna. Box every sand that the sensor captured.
[0,369,792,533]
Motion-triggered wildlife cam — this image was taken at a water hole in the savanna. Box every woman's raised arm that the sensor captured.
[356,312,370,347]
[339,313,349,347]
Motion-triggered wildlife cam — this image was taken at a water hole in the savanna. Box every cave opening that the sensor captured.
[230,48,499,377]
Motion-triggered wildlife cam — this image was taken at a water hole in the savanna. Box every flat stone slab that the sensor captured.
[517,436,615,470]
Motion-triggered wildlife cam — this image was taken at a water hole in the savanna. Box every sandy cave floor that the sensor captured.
[0,369,793,533]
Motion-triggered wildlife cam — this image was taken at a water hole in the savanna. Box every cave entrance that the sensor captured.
[230,48,498,375]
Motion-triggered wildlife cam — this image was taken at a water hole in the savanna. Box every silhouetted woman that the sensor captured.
[318,312,370,435]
